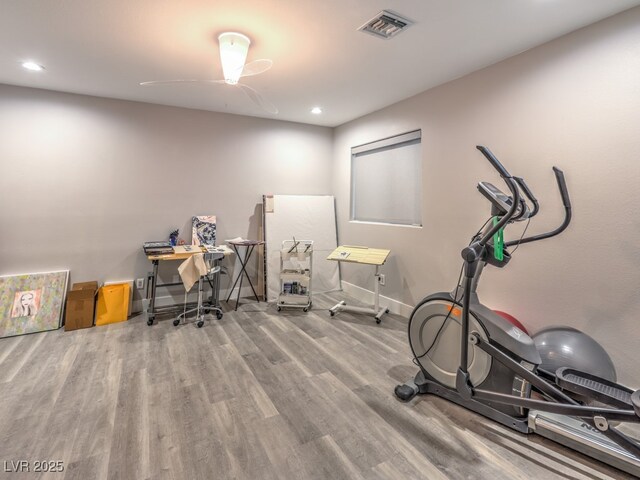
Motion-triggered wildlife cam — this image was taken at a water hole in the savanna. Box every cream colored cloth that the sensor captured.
[178,253,208,292]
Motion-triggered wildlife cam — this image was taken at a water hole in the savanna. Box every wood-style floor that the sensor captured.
[0,292,631,479]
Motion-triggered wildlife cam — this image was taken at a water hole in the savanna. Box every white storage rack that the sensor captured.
[277,240,313,312]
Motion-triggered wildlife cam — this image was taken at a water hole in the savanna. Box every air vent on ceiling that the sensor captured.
[358,10,413,39]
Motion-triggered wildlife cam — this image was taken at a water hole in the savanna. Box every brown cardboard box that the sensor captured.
[65,281,99,331]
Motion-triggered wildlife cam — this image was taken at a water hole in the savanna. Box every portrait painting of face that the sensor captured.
[11,290,42,318]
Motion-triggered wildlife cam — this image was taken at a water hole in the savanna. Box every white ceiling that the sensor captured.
[1,0,639,127]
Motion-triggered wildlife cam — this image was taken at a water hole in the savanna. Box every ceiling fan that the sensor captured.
[140,32,278,114]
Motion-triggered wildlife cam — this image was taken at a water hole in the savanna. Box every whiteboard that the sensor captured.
[264,195,340,302]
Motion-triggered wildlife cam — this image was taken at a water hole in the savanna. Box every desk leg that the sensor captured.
[235,259,245,311]
[373,265,389,324]
[147,260,159,326]
[329,264,389,324]
[226,245,243,303]
[243,245,260,302]
[329,300,346,317]
[214,262,223,319]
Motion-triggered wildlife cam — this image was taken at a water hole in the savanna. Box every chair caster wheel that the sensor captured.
[216,312,223,320]
[386,308,390,314]
[376,318,381,324]
[277,306,281,312]
[173,319,180,326]
[330,310,335,317]
[147,318,154,326]
[197,321,204,328]
[303,307,308,312]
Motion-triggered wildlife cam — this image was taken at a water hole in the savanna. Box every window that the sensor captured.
[350,130,422,226]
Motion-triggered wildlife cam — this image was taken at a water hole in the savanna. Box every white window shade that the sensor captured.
[351,130,422,226]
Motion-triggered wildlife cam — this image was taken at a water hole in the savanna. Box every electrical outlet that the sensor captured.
[379,274,386,286]
[136,278,145,289]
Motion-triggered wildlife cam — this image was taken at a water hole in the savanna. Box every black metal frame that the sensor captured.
[225,242,261,310]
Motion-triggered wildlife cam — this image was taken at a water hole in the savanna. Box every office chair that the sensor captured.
[174,251,224,328]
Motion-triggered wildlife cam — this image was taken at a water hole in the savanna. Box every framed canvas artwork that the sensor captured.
[192,215,217,246]
[0,270,69,338]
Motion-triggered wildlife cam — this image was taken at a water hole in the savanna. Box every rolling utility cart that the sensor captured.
[277,240,313,312]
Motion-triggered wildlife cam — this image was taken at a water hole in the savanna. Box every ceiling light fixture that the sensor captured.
[22,61,44,71]
[218,32,250,85]
[311,107,322,114]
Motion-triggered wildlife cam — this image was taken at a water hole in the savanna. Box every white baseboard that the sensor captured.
[132,285,260,315]
[341,281,413,319]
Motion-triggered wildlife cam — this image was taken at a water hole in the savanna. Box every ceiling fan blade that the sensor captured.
[139,79,225,86]
[237,83,278,114]
[240,59,273,78]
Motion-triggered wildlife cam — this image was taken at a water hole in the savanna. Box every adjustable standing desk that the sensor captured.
[327,245,391,324]
[145,245,233,325]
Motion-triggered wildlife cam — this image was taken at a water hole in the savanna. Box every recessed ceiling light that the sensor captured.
[311,107,322,114]
[22,61,45,71]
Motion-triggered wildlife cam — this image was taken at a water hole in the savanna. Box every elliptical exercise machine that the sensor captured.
[395,146,640,476]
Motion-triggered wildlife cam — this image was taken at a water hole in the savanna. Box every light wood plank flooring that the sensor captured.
[0,292,632,479]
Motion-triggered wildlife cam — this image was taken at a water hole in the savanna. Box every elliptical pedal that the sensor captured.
[556,367,634,408]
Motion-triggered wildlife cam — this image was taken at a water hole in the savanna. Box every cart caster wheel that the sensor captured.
[277,306,281,312]
[376,318,382,324]
[386,308,390,314]
[216,312,223,320]
[173,319,180,326]
[197,321,204,328]
[303,307,308,312]
[147,318,154,326]
[330,310,335,317]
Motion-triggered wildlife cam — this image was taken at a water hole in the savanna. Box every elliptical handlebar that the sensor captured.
[514,177,539,218]
[473,146,521,248]
[553,167,571,209]
[504,166,572,247]
[468,146,573,252]
[476,145,513,179]
[473,145,573,249]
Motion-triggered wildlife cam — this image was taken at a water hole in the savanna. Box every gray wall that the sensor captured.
[0,85,333,304]
[332,8,640,386]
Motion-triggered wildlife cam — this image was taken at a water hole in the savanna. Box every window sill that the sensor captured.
[349,220,422,229]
